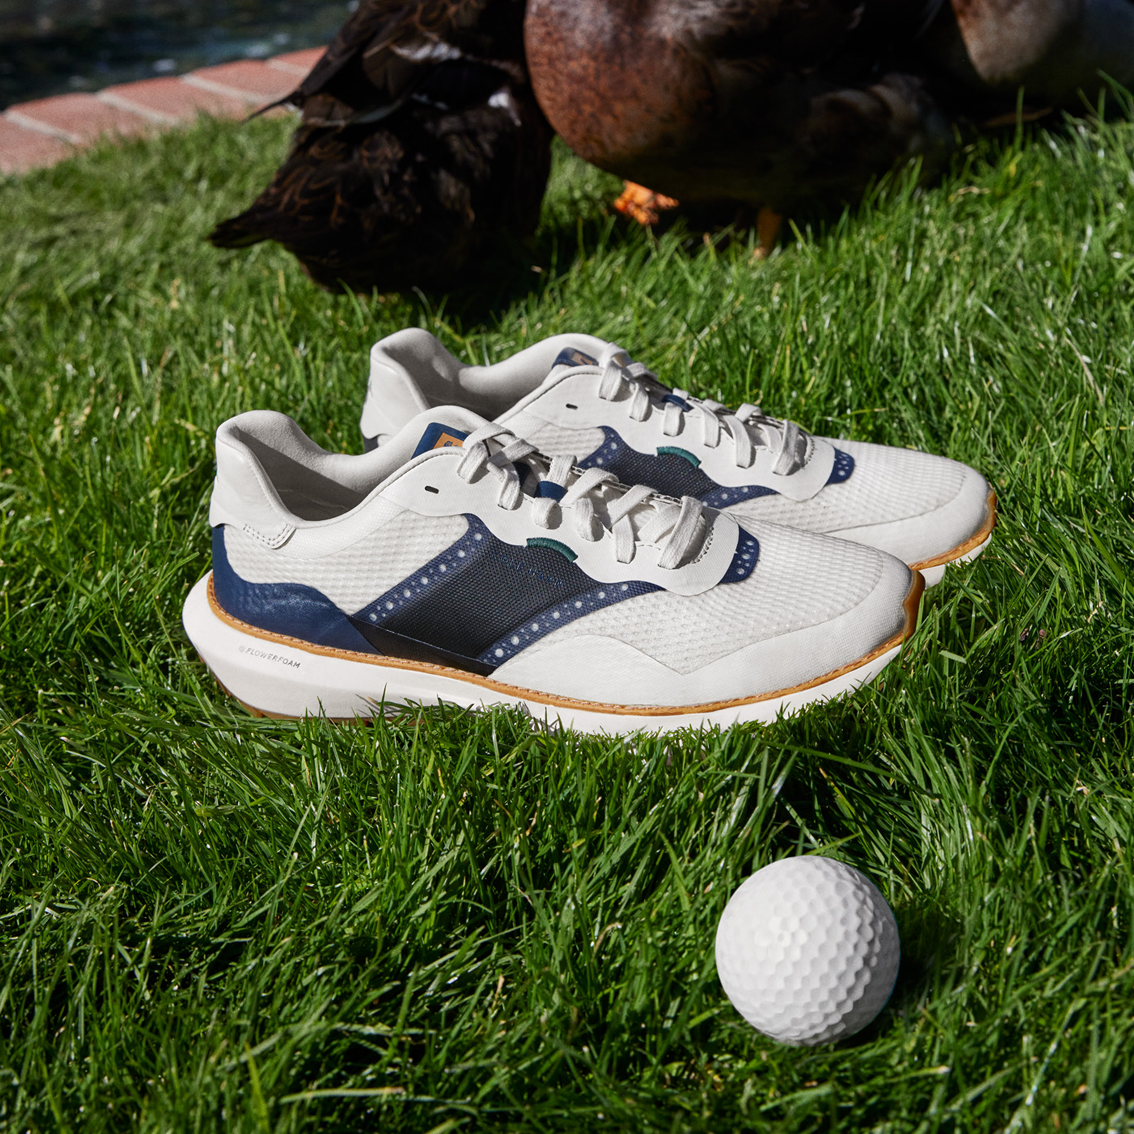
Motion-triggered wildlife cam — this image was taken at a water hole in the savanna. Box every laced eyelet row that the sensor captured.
[454,422,706,569]
[594,344,806,477]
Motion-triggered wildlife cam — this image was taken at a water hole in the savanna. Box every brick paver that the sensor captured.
[0,47,323,175]
[5,93,151,144]
[182,60,297,105]
[0,116,72,174]
[97,76,250,124]
[267,48,325,77]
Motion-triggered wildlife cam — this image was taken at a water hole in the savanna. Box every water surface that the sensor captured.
[1,0,349,108]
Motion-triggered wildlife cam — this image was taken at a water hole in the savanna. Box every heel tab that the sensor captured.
[362,332,447,447]
[370,326,451,361]
[216,409,310,451]
[209,413,298,546]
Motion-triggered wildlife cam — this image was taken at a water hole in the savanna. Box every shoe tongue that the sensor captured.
[742,412,810,475]
[546,343,678,404]
[538,345,811,479]
[412,420,469,458]
[411,415,547,495]
[545,345,600,383]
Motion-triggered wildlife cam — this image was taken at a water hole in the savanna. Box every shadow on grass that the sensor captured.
[838,895,963,1050]
[289,89,1134,334]
[378,207,624,327]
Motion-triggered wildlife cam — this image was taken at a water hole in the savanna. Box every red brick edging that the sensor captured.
[0,47,322,175]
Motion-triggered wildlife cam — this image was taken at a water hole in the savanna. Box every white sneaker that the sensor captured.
[361,330,996,586]
[183,408,923,734]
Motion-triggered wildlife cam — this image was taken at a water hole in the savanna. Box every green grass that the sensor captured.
[1,106,1132,1132]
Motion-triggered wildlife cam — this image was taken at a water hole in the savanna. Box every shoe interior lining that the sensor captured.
[380,332,611,418]
[225,407,489,523]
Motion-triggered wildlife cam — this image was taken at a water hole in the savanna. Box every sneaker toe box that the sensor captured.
[496,524,918,707]
[818,440,993,568]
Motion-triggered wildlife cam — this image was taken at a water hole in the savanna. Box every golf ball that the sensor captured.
[715,856,900,1046]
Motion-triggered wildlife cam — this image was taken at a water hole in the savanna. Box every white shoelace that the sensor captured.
[455,422,706,570]
[594,344,807,477]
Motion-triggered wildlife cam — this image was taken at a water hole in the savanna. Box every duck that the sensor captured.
[526,0,1134,252]
[920,0,1134,107]
[212,0,1134,289]
[209,0,552,293]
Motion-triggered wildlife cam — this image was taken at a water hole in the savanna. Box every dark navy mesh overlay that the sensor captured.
[827,448,855,484]
[353,515,658,664]
[478,522,757,662]
[347,617,497,676]
[579,427,718,496]
[578,427,779,508]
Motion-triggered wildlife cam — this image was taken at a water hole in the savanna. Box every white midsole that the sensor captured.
[182,574,901,736]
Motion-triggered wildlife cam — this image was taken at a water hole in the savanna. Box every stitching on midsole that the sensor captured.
[910,490,997,571]
[204,572,921,717]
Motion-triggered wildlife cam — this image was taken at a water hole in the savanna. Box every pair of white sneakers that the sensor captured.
[182,331,996,735]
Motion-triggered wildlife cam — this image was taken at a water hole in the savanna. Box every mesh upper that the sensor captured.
[730,438,967,532]
[522,521,895,675]
[514,417,606,461]
[516,420,970,537]
[223,512,468,613]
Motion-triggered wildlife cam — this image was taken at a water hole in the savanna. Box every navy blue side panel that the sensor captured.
[720,527,760,584]
[578,426,779,508]
[826,448,855,484]
[353,515,658,663]
[700,483,778,508]
[211,527,377,654]
[475,524,756,665]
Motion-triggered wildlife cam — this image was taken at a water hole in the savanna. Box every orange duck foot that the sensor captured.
[750,206,784,261]
[613,181,679,226]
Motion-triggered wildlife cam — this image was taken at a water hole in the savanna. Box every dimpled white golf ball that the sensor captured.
[715,856,900,1046]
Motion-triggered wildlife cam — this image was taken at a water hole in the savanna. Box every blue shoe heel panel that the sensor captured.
[210,527,376,655]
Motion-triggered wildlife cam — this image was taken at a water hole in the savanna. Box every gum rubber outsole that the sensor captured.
[182,570,925,735]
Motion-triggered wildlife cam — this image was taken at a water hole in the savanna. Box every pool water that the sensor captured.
[0,0,350,109]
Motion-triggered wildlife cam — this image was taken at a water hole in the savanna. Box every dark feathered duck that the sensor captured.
[526,0,1134,250]
[529,0,954,244]
[209,0,552,292]
[213,0,1134,288]
[921,0,1134,107]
